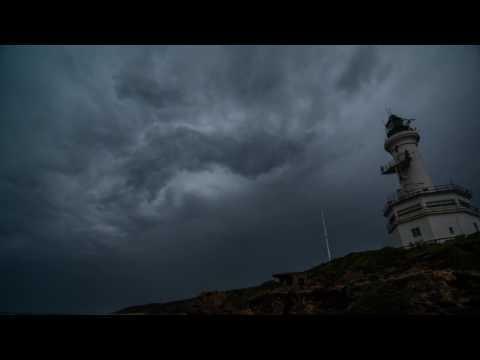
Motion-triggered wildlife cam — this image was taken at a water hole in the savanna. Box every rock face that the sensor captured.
[116,233,480,315]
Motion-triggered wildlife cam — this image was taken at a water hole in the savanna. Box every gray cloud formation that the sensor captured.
[1,45,479,314]
[336,45,391,94]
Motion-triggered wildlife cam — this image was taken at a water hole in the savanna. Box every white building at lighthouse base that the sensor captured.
[384,184,480,247]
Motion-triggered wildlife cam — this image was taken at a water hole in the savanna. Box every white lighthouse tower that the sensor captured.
[381,114,480,247]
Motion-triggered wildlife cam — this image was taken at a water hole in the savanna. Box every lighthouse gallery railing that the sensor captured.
[384,184,473,215]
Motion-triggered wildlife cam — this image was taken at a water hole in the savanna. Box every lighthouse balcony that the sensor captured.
[383,183,473,216]
[387,194,480,233]
[380,152,412,175]
[385,200,480,233]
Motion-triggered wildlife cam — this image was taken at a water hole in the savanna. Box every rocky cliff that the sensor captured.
[116,232,480,315]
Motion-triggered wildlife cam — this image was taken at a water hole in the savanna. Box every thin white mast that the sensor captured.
[321,209,332,262]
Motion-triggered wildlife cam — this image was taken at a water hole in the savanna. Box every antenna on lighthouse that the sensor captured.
[321,209,332,262]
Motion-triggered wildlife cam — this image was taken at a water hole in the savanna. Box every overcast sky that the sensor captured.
[1,45,479,314]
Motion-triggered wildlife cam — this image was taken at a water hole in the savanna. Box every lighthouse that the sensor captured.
[381,114,480,247]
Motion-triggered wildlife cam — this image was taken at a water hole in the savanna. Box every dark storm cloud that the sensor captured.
[114,71,186,110]
[336,45,391,94]
[121,126,310,197]
[1,45,479,314]
[221,46,289,105]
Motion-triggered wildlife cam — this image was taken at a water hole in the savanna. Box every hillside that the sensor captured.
[116,233,480,315]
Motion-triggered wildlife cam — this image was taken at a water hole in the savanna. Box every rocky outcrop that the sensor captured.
[116,233,480,315]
